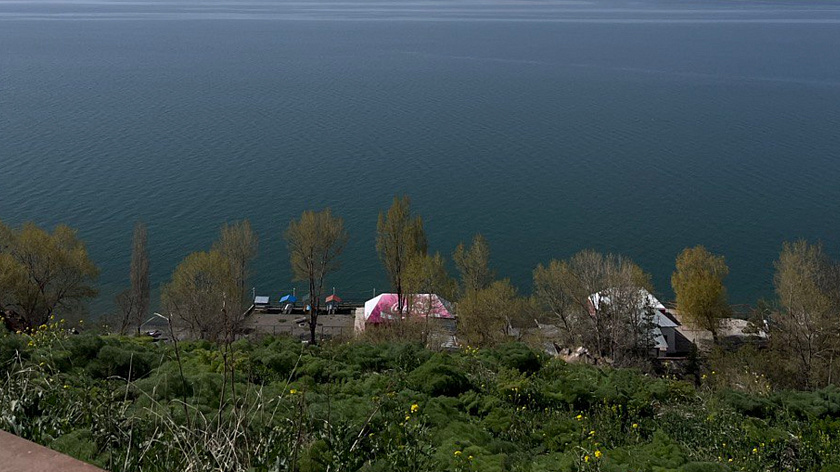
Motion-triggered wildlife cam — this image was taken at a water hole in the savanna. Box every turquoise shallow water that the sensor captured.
[1,0,839,314]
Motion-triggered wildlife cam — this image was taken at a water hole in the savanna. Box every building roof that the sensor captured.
[589,288,676,328]
[279,294,297,303]
[364,293,455,323]
[651,327,668,350]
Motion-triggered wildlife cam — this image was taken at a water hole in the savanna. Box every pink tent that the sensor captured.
[363,294,455,324]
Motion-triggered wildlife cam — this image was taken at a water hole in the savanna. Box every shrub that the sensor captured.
[408,355,471,397]
[483,343,542,374]
[86,344,156,380]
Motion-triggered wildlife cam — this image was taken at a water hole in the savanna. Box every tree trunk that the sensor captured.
[309,279,317,345]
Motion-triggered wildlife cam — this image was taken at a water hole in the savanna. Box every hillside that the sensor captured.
[1,327,839,471]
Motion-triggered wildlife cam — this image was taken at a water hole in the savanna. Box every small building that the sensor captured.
[588,288,679,357]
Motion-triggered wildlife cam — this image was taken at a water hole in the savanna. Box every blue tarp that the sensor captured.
[279,295,297,303]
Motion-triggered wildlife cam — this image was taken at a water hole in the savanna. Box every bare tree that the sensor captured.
[114,289,135,335]
[130,222,150,334]
[532,250,655,364]
[376,195,427,318]
[772,240,840,388]
[592,260,656,364]
[285,209,348,345]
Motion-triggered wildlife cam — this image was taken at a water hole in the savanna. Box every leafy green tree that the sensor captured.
[404,253,457,302]
[376,196,427,318]
[161,249,236,341]
[213,220,258,308]
[453,234,494,295]
[671,246,731,343]
[533,259,579,338]
[0,220,99,329]
[772,240,840,388]
[285,209,348,345]
[458,279,526,347]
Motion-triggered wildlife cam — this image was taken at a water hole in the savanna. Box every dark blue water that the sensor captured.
[2,0,840,314]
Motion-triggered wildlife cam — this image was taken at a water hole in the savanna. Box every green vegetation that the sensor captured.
[376,195,428,319]
[0,220,99,329]
[285,208,349,345]
[2,326,840,471]
[4,201,840,470]
[672,246,732,343]
[161,220,258,342]
[453,234,494,295]
[769,240,840,390]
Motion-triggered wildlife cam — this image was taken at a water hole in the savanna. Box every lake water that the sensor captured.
[2,0,840,314]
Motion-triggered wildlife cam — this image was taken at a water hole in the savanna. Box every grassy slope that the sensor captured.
[2,328,840,472]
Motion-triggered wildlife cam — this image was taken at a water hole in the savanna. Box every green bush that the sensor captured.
[408,354,471,397]
[86,344,156,380]
[2,334,840,472]
[483,342,542,374]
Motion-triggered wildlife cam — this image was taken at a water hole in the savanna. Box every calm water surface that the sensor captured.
[2,0,840,313]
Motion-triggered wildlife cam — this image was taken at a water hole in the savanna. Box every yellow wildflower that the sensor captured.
[584,455,590,463]
[576,414,583,421]
[411,403,419,413]
[454,450,462,456]
[752,448,758,454]
[405,415,411,421]
[594,450,602,459]
[289,389,297,394]
[632,423,639,429]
